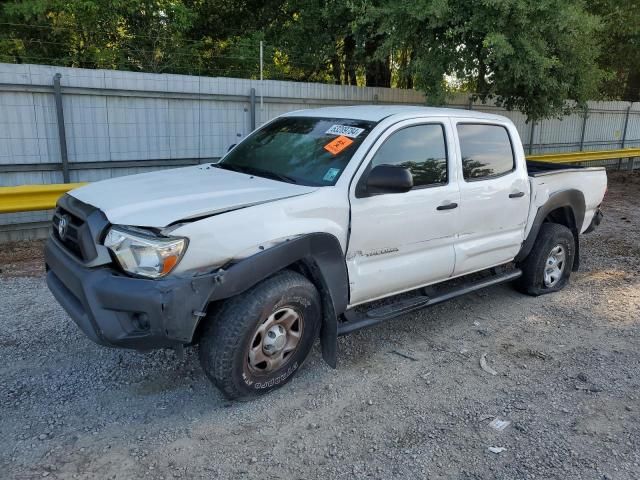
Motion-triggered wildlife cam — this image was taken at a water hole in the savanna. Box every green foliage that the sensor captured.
[0,0,198,72]
[368,0,604,120]
[587,0,640,101]
[0,0,635,117]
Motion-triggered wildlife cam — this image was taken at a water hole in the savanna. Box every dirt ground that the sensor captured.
[0,173,638,480]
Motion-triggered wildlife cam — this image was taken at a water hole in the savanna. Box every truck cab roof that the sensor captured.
[284,105,509,123]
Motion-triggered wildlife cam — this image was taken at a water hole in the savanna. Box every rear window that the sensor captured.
[457,124,515,180]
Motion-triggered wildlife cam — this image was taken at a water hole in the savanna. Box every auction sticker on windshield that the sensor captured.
[324,135,354,155]
[325,125,365,138]
[323,167,341,182]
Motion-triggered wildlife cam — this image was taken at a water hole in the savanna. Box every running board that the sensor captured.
[338,269,522,336]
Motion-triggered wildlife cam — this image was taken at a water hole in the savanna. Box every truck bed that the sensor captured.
[527,160,590,176]
[525,161,607,235]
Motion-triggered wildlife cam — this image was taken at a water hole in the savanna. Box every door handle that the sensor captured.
[436,202,458,211]
[509,191,525,198]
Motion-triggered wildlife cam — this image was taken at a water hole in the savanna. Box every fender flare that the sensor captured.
[515,189,585,270]
[206,233,348,368]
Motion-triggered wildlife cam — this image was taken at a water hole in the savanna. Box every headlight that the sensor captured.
[103,226,187,279]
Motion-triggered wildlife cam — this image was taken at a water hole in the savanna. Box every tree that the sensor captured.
[0,0,622,119]
[365,0,605,120]
[264,0,358,84]
[184,0,283,77]
[270,0,392,87]
[0,0,197,73]
[587,0,640,101]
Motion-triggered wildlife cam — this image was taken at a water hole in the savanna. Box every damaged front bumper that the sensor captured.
[45,236,218,350]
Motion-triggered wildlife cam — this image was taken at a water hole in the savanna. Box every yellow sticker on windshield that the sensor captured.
[324,135,354,155]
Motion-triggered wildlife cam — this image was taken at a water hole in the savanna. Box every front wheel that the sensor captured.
[199,270,321,400]
[517,223,575,296]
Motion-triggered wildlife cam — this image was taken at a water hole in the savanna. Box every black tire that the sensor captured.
[199,270,321,400]
[517,223,575,296]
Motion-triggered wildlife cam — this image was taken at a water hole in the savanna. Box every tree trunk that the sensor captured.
[624,69,640,102]
[344,35,357,85]
[476,45,488,98]
[331,51,342,85]
[365,37,391,88]
[397,48,414,89]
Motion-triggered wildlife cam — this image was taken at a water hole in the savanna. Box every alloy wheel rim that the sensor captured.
[246,307,303,374]
[543,244,566,287]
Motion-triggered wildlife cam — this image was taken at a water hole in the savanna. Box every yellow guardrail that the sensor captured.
[1,147,639,214]
[0,183,86,214]
[527,147,640,164]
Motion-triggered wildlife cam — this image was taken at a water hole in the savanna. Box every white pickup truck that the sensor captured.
[45,106,607,399]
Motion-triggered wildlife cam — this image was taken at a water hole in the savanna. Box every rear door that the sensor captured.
[346,119,461,305]
[451,120,530,275]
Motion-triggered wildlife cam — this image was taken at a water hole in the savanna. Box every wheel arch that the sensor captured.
[194,233,348,368]
[516,189,585,271]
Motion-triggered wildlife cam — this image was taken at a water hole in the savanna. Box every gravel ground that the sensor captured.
[1,172,639,480]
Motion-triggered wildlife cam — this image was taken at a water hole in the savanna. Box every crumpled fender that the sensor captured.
[204,232,348,368]
[515,189,585,271]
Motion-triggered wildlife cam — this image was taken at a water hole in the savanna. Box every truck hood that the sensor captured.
[69,165,318,227]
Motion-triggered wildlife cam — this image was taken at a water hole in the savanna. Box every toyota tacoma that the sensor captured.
[45,106,607,399]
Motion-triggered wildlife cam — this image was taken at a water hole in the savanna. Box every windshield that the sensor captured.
[218,116,376,186]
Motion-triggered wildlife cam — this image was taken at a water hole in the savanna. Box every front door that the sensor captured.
[346,120,461,306]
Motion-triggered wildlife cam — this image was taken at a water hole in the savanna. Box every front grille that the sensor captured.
[51,194,109,263]
[52,209,85,260]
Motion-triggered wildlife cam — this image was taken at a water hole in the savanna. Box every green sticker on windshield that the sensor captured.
[323,168,340,182]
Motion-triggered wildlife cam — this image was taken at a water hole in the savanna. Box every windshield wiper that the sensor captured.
[248,168,299,184]
[214,163,299,184]
[213,163,247,174]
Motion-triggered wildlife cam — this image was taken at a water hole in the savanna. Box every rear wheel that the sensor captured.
[517,223,575,296]
[199,270,321,400]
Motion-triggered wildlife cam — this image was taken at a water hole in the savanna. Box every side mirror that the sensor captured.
[365,165,413,195]
[227,143,237,153]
